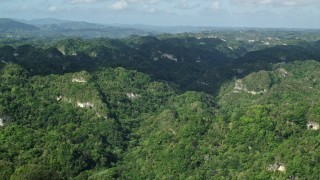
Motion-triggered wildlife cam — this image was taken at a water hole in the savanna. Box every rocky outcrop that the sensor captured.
[161,53,178,62]
[277,68,289,77]
[72,77,87,83]
[233,79,267,95]
[0,117,4,127]
[307,121,319,130]
[0,114,7,127]
[77,102,94,108]
[267,163,286,172]
[126,93,140,100]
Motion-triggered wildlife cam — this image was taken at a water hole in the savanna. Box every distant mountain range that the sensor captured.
[2,18,318,39]
[22,18,71,25]
[0,18,40,32]
[0,18,239,39]
[0,18,152,38]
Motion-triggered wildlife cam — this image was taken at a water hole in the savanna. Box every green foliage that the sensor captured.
[9,164,61,180]
[1,31,320,179]
[0,160,14,180]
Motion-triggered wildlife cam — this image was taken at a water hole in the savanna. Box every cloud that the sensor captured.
[210,0,221,10]
[48,5,57,12]
[174,0,200,10]
[68,0,97,3]
[143,6,156,13]
[127,0,159,4]
[231,0,320,7]
[111,0,128,10]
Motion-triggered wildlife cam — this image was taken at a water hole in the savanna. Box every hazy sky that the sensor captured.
[1,0,320,28]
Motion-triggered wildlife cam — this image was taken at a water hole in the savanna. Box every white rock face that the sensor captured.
[0,117,4,127]
[77,102,94,108]
[233,79,267,95]
[307,122,319,130]
[90,52,97,58]
[268,163,286,172]
[56,96,63,101]
[161,54,178,62]
[277,164,286,172]
[72,77,87,83]
[126,93,140,100]
[1,60,8,64]
[234,79,245,91]
[0,114,7,127]
[277,68,289,77]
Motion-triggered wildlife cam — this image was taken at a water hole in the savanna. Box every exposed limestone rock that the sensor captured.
[233,79,267,95]
[0,117,4,127]
[72,77,87,83]
[277,164,286,172]
[268,163,286,172]
[307,121,319,130]
[57,47,66,55]
[1,60,8,64]
[56,96,63,101]
[126,93,140,100]
[0,114,7,127]
[161,53,178,62]
[90,52,97,58]
[77,102,94,108]
[277,68,289,77]
[234,79,245,91]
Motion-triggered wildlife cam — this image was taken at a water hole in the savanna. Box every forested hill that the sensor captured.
[1,36,320,95]
[1,59,320,179]
[1,32,320,179]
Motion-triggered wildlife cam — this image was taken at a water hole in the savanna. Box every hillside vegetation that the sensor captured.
[1,32,320,179]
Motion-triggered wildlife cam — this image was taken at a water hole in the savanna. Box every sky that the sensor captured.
[1,0,320,28]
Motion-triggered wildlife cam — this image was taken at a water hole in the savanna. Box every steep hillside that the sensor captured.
[110,60,319,179]
[1,60,319,179]
[1,32,320,179]
[0,63,212,179]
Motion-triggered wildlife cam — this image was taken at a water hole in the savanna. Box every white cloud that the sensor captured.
[48,5,57,12]
[69,0,96,3]
[111,0,128,10]
[174,0,199,10]
[142,5,156,13]
[231,0,320,7]
[145,7,156,13]
[127,0,159,4]
[211,0,221,10]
